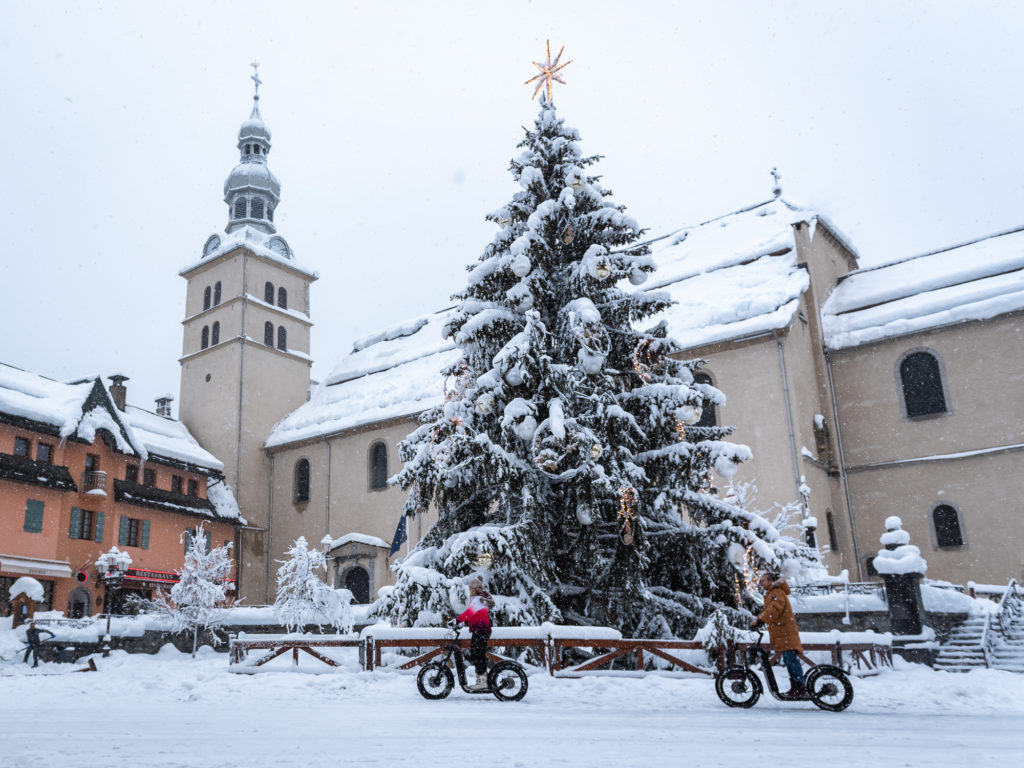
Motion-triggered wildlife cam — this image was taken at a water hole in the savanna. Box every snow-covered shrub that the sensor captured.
[274,536,354,633]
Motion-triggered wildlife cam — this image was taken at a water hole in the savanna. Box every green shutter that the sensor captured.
[141,519,150,550]
[118,516,130,546]
[94,511,104,543]
[205,530,212,554]
[184,528,193,554]
[23,499,44,533]
[69,507,82,539]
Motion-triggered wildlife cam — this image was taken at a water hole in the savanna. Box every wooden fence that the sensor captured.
[228,628,892,676]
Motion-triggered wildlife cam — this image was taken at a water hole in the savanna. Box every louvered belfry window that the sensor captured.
[234,197,246,219]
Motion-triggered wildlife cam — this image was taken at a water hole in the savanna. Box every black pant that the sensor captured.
[469,630,490,675]
[23,645,40,667]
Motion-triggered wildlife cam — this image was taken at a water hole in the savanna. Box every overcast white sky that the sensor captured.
[4,1,1024,416]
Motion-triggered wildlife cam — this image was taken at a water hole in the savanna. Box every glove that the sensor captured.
[751,619,765,630]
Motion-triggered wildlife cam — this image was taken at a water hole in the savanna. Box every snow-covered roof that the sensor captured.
[122,405,223,471]
[179,225,318,280]
[0,362,222,472]
[823,225,1024,350]
[266,310,459,448]
[327,532,390,551]
[639,198,821,351]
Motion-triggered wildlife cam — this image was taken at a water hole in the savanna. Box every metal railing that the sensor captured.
[82,470,107,492]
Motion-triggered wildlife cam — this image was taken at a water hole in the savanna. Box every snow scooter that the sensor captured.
[416,619,528,702]
[714,630,854,712]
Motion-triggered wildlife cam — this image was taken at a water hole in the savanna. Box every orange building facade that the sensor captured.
[0,365,244,617]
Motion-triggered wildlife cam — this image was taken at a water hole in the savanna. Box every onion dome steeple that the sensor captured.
[224,63,281,235]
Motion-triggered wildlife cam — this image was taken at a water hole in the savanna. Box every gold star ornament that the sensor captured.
[525,41,572,102]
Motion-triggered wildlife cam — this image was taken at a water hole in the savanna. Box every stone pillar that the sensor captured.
[873,516,927,635]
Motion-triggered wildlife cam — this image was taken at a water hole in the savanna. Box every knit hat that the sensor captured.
[468,575,484,590]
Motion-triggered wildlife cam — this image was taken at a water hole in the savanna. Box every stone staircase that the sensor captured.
[987,581,1024,673]
[934,611,989,672]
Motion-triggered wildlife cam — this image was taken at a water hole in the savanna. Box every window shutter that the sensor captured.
[94,511,105,543]
[24,499,44,533]
[205,530,212,554]
[69,507,82,539]
[119,516,130,546]
[185,528,193,554]
[141,520,151,550]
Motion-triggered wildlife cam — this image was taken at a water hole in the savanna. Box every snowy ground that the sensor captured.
[2,646,1022,768]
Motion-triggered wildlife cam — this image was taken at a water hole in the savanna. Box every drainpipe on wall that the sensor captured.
[266,455,274,604]
[772,330,803,502]
[825,347,863,581]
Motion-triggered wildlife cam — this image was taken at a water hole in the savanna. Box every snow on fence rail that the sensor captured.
[225,626,893,675]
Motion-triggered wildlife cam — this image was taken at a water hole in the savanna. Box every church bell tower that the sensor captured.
[178,66,317,603]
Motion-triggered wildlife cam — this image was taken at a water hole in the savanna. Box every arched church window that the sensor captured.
[245,144,251,155]
[234,198,246,219]
[264,282,274,304]
[211,322,220,346]
[251,198,264,219]
[933,504,965,548]
[263,322,273,347]
[268,206,274,222]
[277,326,287,351]
[900,351,948,418]
[201,326,209,350]
[213,281,221,306]
[369,442,388,490]
[692,371,718,428]
[203,286,211,311]
[278,287,287,309]
[293,458,310,503]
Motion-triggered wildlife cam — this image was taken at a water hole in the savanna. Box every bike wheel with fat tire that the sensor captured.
[488,661,528,702]
[806,664,854,712]
[714,666,762,708]
[416,662,455,700]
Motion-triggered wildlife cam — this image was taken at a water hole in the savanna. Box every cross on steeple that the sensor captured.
[250,61,262,100]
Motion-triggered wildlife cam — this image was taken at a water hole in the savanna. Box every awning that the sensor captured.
[0,554,73,579]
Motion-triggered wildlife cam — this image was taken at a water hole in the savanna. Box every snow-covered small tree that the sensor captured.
[378,94,774,638]
[274,537,354,633]
[145,523,233,657]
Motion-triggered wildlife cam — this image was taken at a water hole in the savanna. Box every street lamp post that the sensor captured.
[95,547,132,658]
[320,535,334,587]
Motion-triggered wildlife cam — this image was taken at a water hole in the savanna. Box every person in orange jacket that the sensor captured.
[752,571,807,699]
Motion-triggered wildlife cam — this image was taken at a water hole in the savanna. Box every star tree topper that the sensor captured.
[525,41,572,102]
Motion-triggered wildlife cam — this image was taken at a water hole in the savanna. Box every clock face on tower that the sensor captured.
[267,236,291,259]
[203,235,222,258]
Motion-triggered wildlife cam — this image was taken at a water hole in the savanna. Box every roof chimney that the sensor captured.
[108,374,129,411]
[155,394,174,418]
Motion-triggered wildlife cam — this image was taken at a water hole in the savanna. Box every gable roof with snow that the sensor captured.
[0,362,221,472]
[266,310,460,448]
[822,225,1024,350]
[639,197,850,352]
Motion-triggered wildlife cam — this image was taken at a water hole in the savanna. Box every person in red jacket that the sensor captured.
[457,576,494,690]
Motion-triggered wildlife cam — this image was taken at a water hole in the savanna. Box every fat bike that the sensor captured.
[714,631,854,712]
[416,619,528,702]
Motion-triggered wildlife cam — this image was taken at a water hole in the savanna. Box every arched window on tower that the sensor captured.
[293,458,310,503]
[692,371,718,428]
[245,144,251,156]
[263,322,273,347]
[251,197,264,219]
[213,281,221,306]
[278,287,287,309]
[268,206,274,222]
[264,282,274,304]
[211,322,220,346]
[932,504,965,548]
[900,351,948,417]
[369,441,388,490]
[203,286,211,311]
[234,198,246,219]
[201,326,209,350]
[277,326,287,351]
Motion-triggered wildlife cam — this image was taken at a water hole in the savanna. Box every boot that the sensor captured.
[468,673,490,691]
[783,681,807,700]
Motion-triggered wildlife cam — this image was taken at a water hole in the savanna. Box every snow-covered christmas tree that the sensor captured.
[379,64,770,637]
[274,536,354,633]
